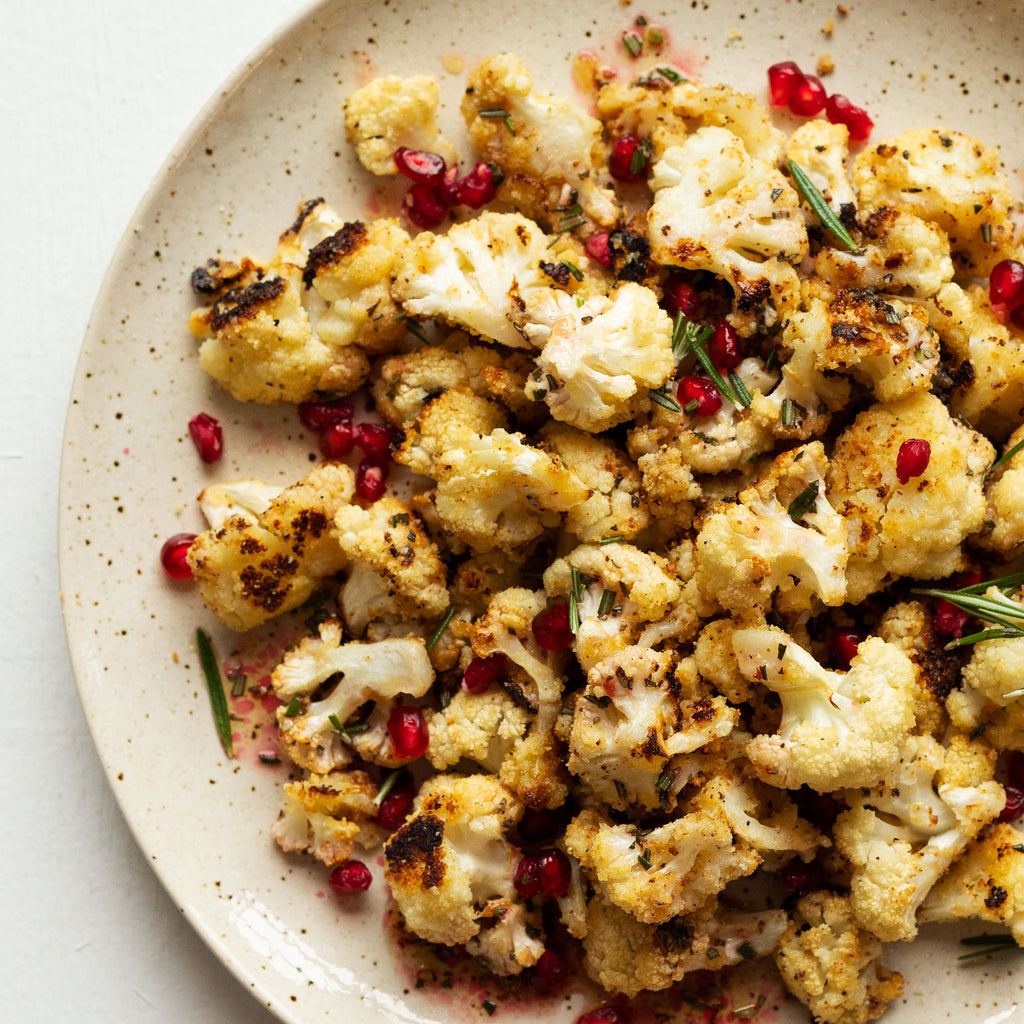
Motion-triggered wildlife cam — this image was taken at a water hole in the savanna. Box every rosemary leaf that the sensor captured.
[427,606,456,650]
[987,436,1024,479]
[787,481,820,523]
[788,160,861,253]
[650,385,682,413]
[196,628,235,757]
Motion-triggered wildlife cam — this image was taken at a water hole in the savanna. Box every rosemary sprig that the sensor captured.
[987,436,1024,480]
[650,384,682,413]
[427,606,455,650]
[373,768,403,807]
[958,933,1019,960]
[914,572,1024,649]
[196,628,235,758]
[788,160,861,253]
[787,481,820,523]
[479,108,515,135]
[568,566,585,633]
[671,312,750,409]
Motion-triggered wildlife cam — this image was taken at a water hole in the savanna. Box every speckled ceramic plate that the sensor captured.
[59,0,1024,1021]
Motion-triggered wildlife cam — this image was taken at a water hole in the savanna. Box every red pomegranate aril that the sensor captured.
[781,857,823,897]
[387,705,429,760]
[533,949,569,992]
[513,856,542,898]
[188,412,223,463]
[393,147,447,184]
[989,259,1024,321]
[537,849,572,898]
[356,459,388,502]
[160,533,197,580]
[767,61,805,108]
[933,598,968,638]
[328,859,373,895]
[403,183,448,229]
[463,653,510,695]
[320,420,355,459]
[662,275,701,319]
[999,785,1024,823]
[532,600,574,651]
[576,1007,629,1024]
[896,438,931,484]
[824,93,874,143]
[298,399,354,433]
[829,628,865,670]
[354,422,392,464]
[677,376,722,418]
[585,233,613,267]
[609,134,647,182]
[788,74,827,117]
[438,165,461,207]
[709,319,743,370]
[377,786,416,830]
[456,162,498,208]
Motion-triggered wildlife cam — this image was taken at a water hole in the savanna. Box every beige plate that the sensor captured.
[59,0,1024,1021]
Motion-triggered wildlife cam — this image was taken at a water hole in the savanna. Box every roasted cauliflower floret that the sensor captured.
[424,686,531,773]
[694,442,848,615]
[979,423,1024,552]
[383,773,544,975]
[785,119,857,221]
[187,463,353,631]
[833,732,1005,941]
[826,391,994,603]
[775,891,905,1024]
[734,626,917,791]
[271,622,435,773]
[270,769,385,867]
[343,74,457,175]
[852,127,1016,275]
[648,126,808,333]
[461,53,618,231]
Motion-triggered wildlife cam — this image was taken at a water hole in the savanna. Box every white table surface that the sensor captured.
[4,2,300,1020]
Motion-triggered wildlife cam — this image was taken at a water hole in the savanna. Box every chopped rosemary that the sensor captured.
[738,941,757,961]
[982,223,993,244]
[479,108,515,135]
[913,572,1024,649]
[987,436,1024,479]
[598,589,617,617]
[196,628,235,757]
[788,160,861,253]
[637,847,652,869]
[427,606,456,650]
[599,535,623,545]
[787,480,820,523]
[229,670,247,698]
[628,136,651,178]
[656,66,682,83]
[770,186,783,202]
[584,693,613,708]
[958,933,1018,960]
[780,397,798,427]
[622,31,643,58]
[670,312,713,363]
[650,384,682,413]
[561,259,583,281]
[568,566,584,633]
[728,370,752,407]
[283,695,302,717]
[884,306,903,325]
[389,512,411,527]
[374,768,403,807]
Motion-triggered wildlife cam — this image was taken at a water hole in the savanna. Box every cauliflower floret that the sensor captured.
[928,281,1024,441]
[196,478,282,530]
[567,647,737,812]
[334,495,450,629]
[343,75,457,175]
[919,822,1024,944]
[694,618,759,705]
[833,733,1005,941]
[523,283,675,432]
[187,463,354,631]
[580,895,788,998]
[424,686,531,773]
[826,391,994,603]
[815,206,955,299]
[775,891,905,1024]
[948,623,1024,750]
[733,626,917,791]
[271,621,434,773]
[564,805,761,925]
[852,127,1016,275]
[785,119,857,221]
[461,53,619,231]
[979,423,1024,552]
[383,773,544,975]
[189,202,410,402]
[787,285,939,402]
[694,442,848,615]
[543,542,682,671]
[539,423,651,542]
[270,769,385,867]
[648,126,808,333]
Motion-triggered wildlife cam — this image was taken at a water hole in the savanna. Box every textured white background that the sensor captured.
[4,2,300,1019]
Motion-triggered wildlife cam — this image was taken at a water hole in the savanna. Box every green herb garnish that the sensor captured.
[958,933,1018,960]
[598,589,617,617]
[374,769,403,807]
[479,108,515,135]
[787,481,820,523]
[568,566,584,633]
[599,535,623,545]
[914,572,1024,649]
[671,312,749,408]
[788,160,861,253]
[427,606,455,650]
[987,436,1024,479]
[650,384,683,413]
[637,848,652,869]
[196,628,235,757]
[622,31,643,57]
[283,695,302,717]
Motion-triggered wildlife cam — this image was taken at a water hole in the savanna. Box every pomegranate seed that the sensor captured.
[585,233,613,267]
[513,856,542,898]
[676,376,722,418]
[393,147,447,184]
[577,1007,629,1024]
[328,859,373,895]
[896,438,931,484]
[824,94,874,143]
[456,162,497,208]
[788,74,827,117]
[709,319,743,370]
[533,949,569,993]
[354,422,392,464]
[438,165,461,207]
[662,275,701,319]
[377,786,416,830]
[609,134,648,182]
[781,857,823,898]
[537,849,572,898]
[532,601,574,651]
[999,785,1024,823]
[160,533,196,580]
[320,421,354,459]
[298,399,353,433]
[463,654,510,695]
[829,628,865,669]
[933,598,968,638]
[989,259,1024,322]
[767,61,805,108]
[188,412,223,463]
[356,459,388,502]
[403,183,448,230]
[387,705,429,760]
[519,807,564,847]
